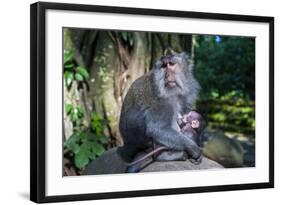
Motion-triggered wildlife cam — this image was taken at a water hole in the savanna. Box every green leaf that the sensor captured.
[80,131,89,142]
[67,143,80,154]
[87,147,97,160]
[121,32,128,42]
[72,111,82,120]
[71,111,78,122]
[64,71,74,88]
[64,132,81,154]
[211,90,219,99]
[88,152,97,160]
[98,136,109,144]
[75,72,84,81]
[95,126,102,136]
[77,66,89,79]
[65,132,81,147]
[90,122,102,133]
[76,106,84,118]
[74,147,90,169]
[91,112,101,121]
[64,62,74,69]
[91,143,105,156]
[65,104,73,115]
[78,112,84,119]
[64,50,73,64]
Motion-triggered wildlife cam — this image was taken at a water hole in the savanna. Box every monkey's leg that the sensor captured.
[146,124,202,160]
[119,105,147,161]
[156,150,188,161]
[153,142,188,161]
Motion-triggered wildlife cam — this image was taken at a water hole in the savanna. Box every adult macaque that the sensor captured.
[118,53,201,164]
[127,110,206,173]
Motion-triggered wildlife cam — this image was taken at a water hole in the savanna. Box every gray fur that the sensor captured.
[118,53,202,167]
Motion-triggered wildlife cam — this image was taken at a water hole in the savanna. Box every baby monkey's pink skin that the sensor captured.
[178,111,203,132]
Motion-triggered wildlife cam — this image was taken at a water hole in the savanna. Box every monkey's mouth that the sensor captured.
[166,81,177,87]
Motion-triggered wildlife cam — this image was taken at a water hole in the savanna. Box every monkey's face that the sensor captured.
[185,112,201,128]
[153,52,194,98]
[184,111,206,133]
[161,57,177,88]
[159,55,188,89]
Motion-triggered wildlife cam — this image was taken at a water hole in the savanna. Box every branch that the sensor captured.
[156,33,166,51]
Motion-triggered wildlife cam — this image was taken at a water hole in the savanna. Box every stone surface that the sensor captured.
[141,156,223,173]
[82,147,224,175]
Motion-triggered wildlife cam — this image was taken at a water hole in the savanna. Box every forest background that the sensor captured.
[62,29,255,175]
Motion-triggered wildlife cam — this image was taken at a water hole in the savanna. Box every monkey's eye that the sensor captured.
[168,61,175,66]
[161,63,167,68]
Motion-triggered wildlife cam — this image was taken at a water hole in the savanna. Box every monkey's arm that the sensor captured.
[146,122,201,160]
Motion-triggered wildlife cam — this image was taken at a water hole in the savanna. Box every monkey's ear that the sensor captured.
[179,52,193,71]
[179,52,189,59]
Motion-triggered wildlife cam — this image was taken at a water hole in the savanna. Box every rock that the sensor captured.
[202,128,255,168]
[82,147,128,175]
[82,148,223,175]
[141,156,223,172]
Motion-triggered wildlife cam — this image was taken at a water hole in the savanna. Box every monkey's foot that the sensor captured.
[189,155,202,165]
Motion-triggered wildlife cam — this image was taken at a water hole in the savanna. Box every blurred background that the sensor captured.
[63,28,255,176]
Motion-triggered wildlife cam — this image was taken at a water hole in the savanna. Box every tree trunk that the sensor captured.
[64,28,193,145]
[89,31,121,145]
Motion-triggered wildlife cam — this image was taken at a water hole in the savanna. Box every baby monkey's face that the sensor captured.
[179,111,202,129]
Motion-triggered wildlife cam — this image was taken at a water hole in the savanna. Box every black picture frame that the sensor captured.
[30,1,274,203]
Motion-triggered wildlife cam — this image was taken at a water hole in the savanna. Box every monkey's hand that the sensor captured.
[189,154,202,165]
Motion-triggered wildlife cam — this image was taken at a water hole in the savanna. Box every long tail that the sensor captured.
[127,146,168,167]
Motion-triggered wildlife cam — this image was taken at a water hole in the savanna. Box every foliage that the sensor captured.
[194,35,255,136]
[64,105,109,170]
[63,50,108,171]
[194,35,255,100]
[63,30,256,173]
[197,93,255,136]
[120,32,134,48]
[65,104,84,128]
[64,50,90,90]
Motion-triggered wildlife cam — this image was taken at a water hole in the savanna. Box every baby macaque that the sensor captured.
[155,111,206,162]
[126,111,206,173]
[177,110,206,146]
